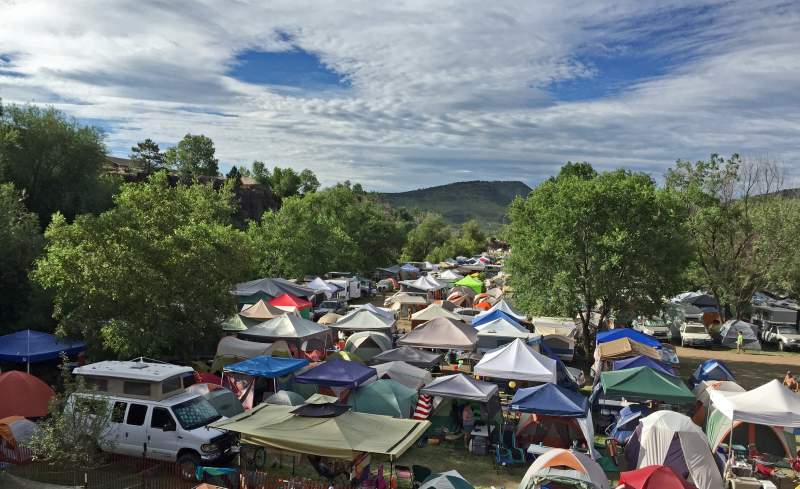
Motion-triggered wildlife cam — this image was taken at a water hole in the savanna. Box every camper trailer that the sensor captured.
[326,273,362,300]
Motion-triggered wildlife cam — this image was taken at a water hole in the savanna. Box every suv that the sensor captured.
[679,322,712,347]
[313,299,347,319]
[632,317,673,342]
[761,323,800,351]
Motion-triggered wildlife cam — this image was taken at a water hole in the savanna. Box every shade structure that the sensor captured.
[317,312,342,325]
[352,303,395,320]
[306,277,338,298]
[532,317,577,337]
[474,317,535,340]
[600,367,695,404]
[264,390,305,406]
[222,314,250,332]
[689,359,734,390]
[232,277,316,301]
[518,449,609,489]
[454,276,482,294]
[349,379,417,418]
[269,293,313,317]
[401,276,446,292]
[419,470,474,489]
[238,314,328,342]
[718,320,761,350]
[437,270,463,281]
[475,299,526,323]
[471,309,523,329]
[0,330,85,364]
[612,356,675,377]
[596,338,662,362]
[474,339,556,383]
[223,355,309,378]
[511,383,588,417]
[294,359,377,388]
[619,465,696,489]
[373,361,432,390]
[420,374,498,403]
[708,379,800,427]
[239,299,288,321]
[0,371,55,419]
[385,292,429,308]
[370,346,442,368]
[411,304,462,322]
[344,331,392,361]
[693,380,744,406]
[596,329,661,348]
[215,336,276,360]
[211,403,430,459]
[625,411,722,489]
[397,317,477,351]
[332,309,395,332]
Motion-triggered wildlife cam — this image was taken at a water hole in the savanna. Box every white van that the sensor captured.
[70,360,236,476]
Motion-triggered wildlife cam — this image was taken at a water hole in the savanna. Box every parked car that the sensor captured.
[761,323,800,351]
[679,322,713,347]
[632,317,672,342]
[313,299,348,319]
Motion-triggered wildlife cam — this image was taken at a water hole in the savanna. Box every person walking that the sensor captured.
[736,330,744,353]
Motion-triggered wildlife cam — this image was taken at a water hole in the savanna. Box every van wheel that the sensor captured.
[177,452,200,481]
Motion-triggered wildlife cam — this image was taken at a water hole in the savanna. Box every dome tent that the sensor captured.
[518,448,609,489]
[688,359,734,389]
[349,379,417,418]
[344,331,392,361]
[718,320,760,350]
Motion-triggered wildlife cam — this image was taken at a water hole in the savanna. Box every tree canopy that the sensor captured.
[427,219,487,263]
[400,213,452,262]
[164,133,219,178]
[251,162,320,200]
[129,138,165,173]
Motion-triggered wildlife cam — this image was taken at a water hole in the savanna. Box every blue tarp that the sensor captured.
[510,383,588,417]
[0,329,86,363]
[595,328,661,348]
[689,359,735,388]
[612,355,675,377]
[471,310,523,329]
[224,355,309,378]
[294,359,376,388]
[400,263,420,273]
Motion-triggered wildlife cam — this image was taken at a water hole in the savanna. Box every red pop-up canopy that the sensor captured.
[269,293,312,310]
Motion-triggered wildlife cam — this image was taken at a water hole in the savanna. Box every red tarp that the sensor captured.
[619,465,696,489]
[269,293,312,310]
[0,371,55,419]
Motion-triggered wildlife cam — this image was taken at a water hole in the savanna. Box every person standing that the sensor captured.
[736,330,744,353]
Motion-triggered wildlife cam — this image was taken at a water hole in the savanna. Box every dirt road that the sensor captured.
[675,346,800,389]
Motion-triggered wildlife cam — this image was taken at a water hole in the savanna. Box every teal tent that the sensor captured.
[349,379,417,418]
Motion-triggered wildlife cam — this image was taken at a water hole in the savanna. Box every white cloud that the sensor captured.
[0,0,798,190]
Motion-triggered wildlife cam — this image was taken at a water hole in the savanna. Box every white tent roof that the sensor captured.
[476,299,527,322]
[437,270,463,281]
[400,275,446,291]
[693,380,745,406]
[353,303,396,320]
[709,379,800,427]
[332,309,395,331]
[411,303,462,322]
[215,336,275,359]
[373,361,433,390]
[307,277,338,294]
[474,338,556,383]
[240,314,327,340]
[420,373,498,402]
[475,317,536,340]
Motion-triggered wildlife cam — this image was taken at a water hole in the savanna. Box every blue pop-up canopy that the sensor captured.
[596,328,661,348]
[0,330,86,368]
[294,359,377,388]
[612,355,675,377]
[224,355,309,378]
[471,310,523,329]
[510,383,589,417]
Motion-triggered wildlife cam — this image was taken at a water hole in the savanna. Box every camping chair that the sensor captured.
[495,424,525,467]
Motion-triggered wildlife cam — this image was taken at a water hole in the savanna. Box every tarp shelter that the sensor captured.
[232,277,316,303]
[332,309,395,332]
[306,277,338,298]
[210,403,430,459]
[689,359,734,389]
[0,416,37,463]
[619,465,696,489]
[718,320,761,350]
[370,346,442,369]
[269,293,313,318]
[401,263,420,273]
[420,374,498,402]
[224,356,309,378]
[0,330,86,372]
[401,276,446,292]
[264,390,305,406]
[344,331,392,361]
[518,449,610,489]
[625,411,723,489]
[454,276,483,294]
[600,367,695,404]
[612,356,675,377]
[317,312,342,325]
[238,314,328,344]
[373,361,432,390]
[596,338,662,362]
[476,299,526,323]
[349,379,417,418]
[294,359,377,389]
[419,470,474,489]
[239,299,289,321]
[474,339,556,383]
[398,317,477,351]
[596,329,661,348]
[0,371,55,419]
[471,309,523,329]
[411,304,462,327]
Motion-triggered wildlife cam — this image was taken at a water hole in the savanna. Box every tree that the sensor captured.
[761,197,800,297]
[401,213,452,262]
[249,162,320,200]
[164,134,219,177]
[33,172,252,359]
[129,138,165,173]
[0,102,111,224]
[298,169,320,194]
[0,183,44,330]
[507,163,689,357]
[666,154,795,317]
[427,219,487,263]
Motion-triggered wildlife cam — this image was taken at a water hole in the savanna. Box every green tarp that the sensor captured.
[349,379,417,418]
[600,366,695,404]
[454,276,483,294]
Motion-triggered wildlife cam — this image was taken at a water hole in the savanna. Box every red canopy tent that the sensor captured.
[0,371,55,419]
[619,465,696,489]
[269,293,313,317]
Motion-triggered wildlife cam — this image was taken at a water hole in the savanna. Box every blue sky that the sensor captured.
[1,1,798,190]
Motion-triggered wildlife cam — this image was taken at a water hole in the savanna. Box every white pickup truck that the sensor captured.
[761,323,800,351]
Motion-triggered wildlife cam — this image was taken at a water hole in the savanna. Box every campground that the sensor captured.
[675,346,800,389]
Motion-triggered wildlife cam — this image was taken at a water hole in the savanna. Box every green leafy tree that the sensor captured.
[0,102,110,224]
[129,138,165,173]
[250,162,320,200]
[164,133,219,177]
[33,172,252,359]
[760,197,800,297]
[401,213,452,262]
[507,163,689,356]
[427,219,487,263]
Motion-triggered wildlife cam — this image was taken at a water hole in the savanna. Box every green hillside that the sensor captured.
[377,180,532,226]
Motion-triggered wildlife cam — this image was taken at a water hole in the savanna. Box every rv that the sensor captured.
[326,274,361,300]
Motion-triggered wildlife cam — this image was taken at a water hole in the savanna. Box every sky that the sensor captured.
[1,1,798,191]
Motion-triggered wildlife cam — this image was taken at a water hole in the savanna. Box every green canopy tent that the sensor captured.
[349,379,418,418]
[599,366,695,404]
[454,276,483,294]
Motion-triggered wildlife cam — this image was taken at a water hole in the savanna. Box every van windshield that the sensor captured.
[172,396,221,430]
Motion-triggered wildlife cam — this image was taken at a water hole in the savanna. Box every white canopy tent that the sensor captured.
[475,317,535,339]
[400,276,447,292]
[693,380,745,407]
[306,277,339,299]
[474,338,556,383]
[475,299,527,323]
[709,379,800,427]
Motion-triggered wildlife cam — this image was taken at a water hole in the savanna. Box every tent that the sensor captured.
[618,465,696,489]
[370,346,442,369]
[475,317,536,350]
[612,356,675,377]
[541,334,576,362]
[401,263,420,273]
[232,277,316,303]
[475,299,526,323]
[705,407,792,459]
[474,339,556,383]
[294,359,377,389]
[596,329,661,348]
[446,286,476,307]
[326,351,365,364]
[264,390,305,406]
[352,303,396,320]
[239,299,289,321]
[419,470,474,489]
[332,309,395,332]
[0,371,55,419]
[210,403,429,459]
[518,449,610,489]
[349,379,417,418]
[317,312,342,325]
[269,293,313,318]
[373,361,432,390]
[401,276,446,292]
[437,270,463,281]
[471,309,522,329]
[223,356,309,378]
[599,367,695,404]
[238,314,328,344]
[0,416,37,463]
[215,336,276,360]
[708,379,800,428]
[454,276,483,294]
[344,331,392,361]
[398,317,477,351]
[693,380,744,407]
[718,320,761,350]
[222,314,250,332]
[609,404,649,444]
[0,330,86,371]
[625,411,723,489]
[420,374,498,403]
[532,317,577,337]
[306,277,338,298]
[596,338,662,362]
[688,359,734,389]
[411,304,462,326]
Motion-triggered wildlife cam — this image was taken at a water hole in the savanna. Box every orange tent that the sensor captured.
[475,301,492,310]
[0,371,55,419]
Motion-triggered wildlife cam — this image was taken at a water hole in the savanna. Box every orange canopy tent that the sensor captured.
[0,371,55,419]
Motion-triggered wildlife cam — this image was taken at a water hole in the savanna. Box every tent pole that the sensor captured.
[726,418,735,481]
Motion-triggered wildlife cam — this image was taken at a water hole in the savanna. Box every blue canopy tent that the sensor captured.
[471,310,524,329]
[612,355,675,377]
[294,359,377,389]
[596,329,661,349]
[224,356,309,377]
[688,359,735,389]
[0,329,86,372]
